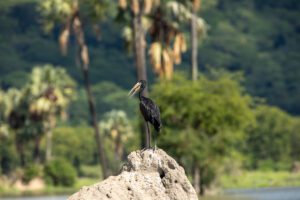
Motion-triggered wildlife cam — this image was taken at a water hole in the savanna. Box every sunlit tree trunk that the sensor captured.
[73,11,109,178]
[193,162,201,196]
[131,0,149,148]
[16,139,25,166]
[45,129,52,162]
[33,135,42,163]
[191,6,198,81]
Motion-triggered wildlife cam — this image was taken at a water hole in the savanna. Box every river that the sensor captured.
[0,187,299,200]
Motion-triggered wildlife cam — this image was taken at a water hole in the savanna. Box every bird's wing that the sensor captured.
[140,97,162,132]
[151,103,162,132]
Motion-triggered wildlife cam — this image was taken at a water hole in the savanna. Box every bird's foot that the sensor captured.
[151,145,158,152]
[141,147,152,152]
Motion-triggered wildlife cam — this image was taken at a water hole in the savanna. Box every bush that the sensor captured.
[44,158,76,186]
[22,164,41,183]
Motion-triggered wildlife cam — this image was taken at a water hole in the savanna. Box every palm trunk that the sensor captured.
[132,0,148,148]
[73,12,109,178]
[82,67,109,178]
[191,7,198,81]
[33,135,41,163]
[193,163,201,196]
[45,129,52,162]
[16,140,25,167]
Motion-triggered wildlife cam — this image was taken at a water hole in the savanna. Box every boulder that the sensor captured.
[69,149,198,200]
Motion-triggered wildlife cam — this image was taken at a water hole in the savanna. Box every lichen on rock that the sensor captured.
[68,149,198,200]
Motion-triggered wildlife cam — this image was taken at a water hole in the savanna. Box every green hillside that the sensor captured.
[0,0,299,114]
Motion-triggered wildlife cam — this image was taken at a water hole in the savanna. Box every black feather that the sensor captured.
[140,96,162,132]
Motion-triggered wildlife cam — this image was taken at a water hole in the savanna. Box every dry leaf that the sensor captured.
[59,27,70,55]
[131,0,139,15]
[144,0,153,14]
[163,48,173,80]
[179,33,187,52]
[149,42,162,74]
[173,34,181,64]
[193,0,201,11]
[81,45,89,66]
[119,0,127,9]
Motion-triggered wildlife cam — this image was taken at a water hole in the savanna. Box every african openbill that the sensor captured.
[128,80,162,149]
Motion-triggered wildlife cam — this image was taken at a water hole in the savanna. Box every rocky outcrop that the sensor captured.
[69,149,198,200]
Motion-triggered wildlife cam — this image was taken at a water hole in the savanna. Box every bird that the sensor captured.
[128,80,162,149]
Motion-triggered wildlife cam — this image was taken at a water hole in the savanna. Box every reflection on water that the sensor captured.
[226,187,300,200]
[0,187,300,200]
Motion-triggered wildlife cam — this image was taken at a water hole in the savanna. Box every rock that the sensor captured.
[69,149,198,200]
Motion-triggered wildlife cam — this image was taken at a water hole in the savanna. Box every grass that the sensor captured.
[0,165,102,197]
[219,170,300,189]
[2,168,300,197]
[0,177,100,197]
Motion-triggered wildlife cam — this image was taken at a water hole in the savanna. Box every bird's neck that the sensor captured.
[139,91,142,101]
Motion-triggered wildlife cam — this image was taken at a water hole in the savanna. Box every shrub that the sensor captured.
[22,164,42,183]
[44,158,76,186]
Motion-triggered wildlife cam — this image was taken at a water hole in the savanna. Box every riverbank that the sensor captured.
[0,178,98,198]
[1,170,300,198]
[220,170,300,189]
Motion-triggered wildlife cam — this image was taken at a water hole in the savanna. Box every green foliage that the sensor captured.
[68,82,137,124]
[152,72,255,187]
[0,133,18,174]
[22,164,42,183]
[200,0,300,114]
[220,170,300,189]
[79,165,102,178]
[51,126,96,166]
[99,110,136,173]
[44,158,76,186]
[246,105,296,170]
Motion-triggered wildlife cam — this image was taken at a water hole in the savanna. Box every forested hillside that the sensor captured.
[0,0,299,114]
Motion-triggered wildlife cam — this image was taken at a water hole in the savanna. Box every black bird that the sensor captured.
[128,80,162,149]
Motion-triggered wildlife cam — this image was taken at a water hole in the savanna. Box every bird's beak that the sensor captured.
[128,82,141,97]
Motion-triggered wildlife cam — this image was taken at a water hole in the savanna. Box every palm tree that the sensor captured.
[118,0,153,95]
[148,5,187,80]
[3,88,28,166]
[167,0,207,81]
[118,0,158,147]
[99,110,133,174]
[27,65,76,162]
[2,66,75,164]
[119,0,187,80]
[38,0,109,178]
[190,0,201,81]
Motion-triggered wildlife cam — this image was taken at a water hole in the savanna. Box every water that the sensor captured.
[226,187,300,200]
[0,187,299,200]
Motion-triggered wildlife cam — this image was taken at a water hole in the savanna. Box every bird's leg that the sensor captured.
[146,122,151,149]
[153,132,157,151]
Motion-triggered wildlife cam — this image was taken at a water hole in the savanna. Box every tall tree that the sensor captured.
[148,5,187,80]
[38,0,109,178]
[27,66,76,162]
[99,110,134,173]
[190,0,200,81]
[118,0,154,147]
[167,0,207,80]
[152,72,255,195]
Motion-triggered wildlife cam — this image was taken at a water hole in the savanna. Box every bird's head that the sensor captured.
[128,80,146,97]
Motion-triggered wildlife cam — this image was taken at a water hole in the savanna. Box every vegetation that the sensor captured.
[0,0,299,198]
[152,72,255,194]
[44,158,77,186]
[220,170,300,189]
